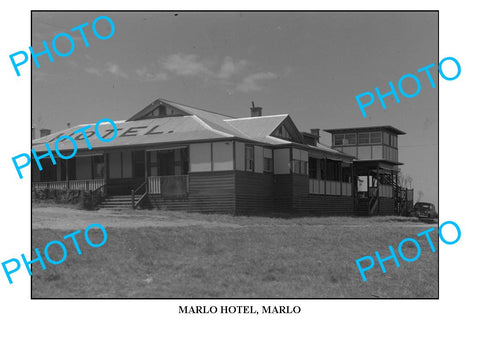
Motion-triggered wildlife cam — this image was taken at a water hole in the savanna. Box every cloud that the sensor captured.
[67,60,78,68]
[85,67,102,77]
[236,72,278,92]
[105,62,128,79]
[217,56,247,79]
[163,53,211,77]
[161,54,247,80]
[84,62,129,79]
[134,53,279,91]
[135,66,168,82]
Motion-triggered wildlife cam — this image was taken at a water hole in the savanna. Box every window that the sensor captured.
[326,160,340,181]
[93,155,105,179]
[308,157,318,179]
[301,161,307,175]
[181,148,190,174]
[148,151,158,176]
[144,105,167,118]
[68,158,76,180]
[263,148,273,173]
[293,159,300,174]
[334,134,344,146]
[273,125,292,140]
[292,155,308,175]
[59,159,67,180]
[345,134,356,145]
[358,132,382,145]
[147,148,189,176]
[358,132,370,144]
[342,166,352,183]
[245,145,254,171]
[383,132,390,145]
[263,158,273,172]
[39,158,57,181]
[334,133,356,146]
[319,159,326,179]
[148,150,174,176]
[371,132,381,144]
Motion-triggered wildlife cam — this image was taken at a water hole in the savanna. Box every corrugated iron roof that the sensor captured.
[324,125,406,135]
[32,98,354,160]
[224,114,288,143]
[33,116,231,152]
[160,99,247,137]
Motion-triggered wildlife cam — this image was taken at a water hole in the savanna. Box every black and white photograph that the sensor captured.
[5,1,480,338]
[29,11,439,299]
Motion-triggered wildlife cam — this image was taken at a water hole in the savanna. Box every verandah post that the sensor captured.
[144,150,148,193]
[339,161,343,196]
[376,164,380,214]
[66,159,69,189]
[104,152,108,196]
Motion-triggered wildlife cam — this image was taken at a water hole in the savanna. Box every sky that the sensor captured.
[32,11,438,205]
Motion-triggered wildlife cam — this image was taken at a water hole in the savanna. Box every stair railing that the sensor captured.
[378,174,404,215]
[368,186,379,215]
[131,181,148,209]
[91,184,107,208]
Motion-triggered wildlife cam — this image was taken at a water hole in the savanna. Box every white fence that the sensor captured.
[33,179,105,191]
[148,176,162,194]
[33,181,68,190]
[309,179,352,196]
[148,175,189,195]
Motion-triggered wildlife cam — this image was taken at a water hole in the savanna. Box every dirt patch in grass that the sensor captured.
[31,206,438,298]
[32,204,431,230]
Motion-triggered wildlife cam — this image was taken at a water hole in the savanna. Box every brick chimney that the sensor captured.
[310,128,320,141]
[250,101,262,117]
[40,128,51,137]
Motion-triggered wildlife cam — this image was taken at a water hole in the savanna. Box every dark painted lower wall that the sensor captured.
[378,197,395,215]
[235,171,274,215]
[272,174,293,213]
[147,171,235,214]
[145,171,359,216]
[291,174,354,215]
[294,194,355,215]
[354,198,369,216]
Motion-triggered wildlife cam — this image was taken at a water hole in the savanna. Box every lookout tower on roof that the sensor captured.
[324,126,412,216]
[324,126,405,164]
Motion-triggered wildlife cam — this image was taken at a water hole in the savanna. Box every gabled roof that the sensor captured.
[160,99,241,136]
[32,97,354,160]
[224,114,289,143]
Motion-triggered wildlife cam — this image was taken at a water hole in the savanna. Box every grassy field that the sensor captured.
[32,204,438,298]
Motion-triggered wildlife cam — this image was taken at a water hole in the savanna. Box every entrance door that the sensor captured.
[147,148,189,196]
[107,150,144,194]
[133,151,146,179]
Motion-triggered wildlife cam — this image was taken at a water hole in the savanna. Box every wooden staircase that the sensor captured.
[97,195,143,210]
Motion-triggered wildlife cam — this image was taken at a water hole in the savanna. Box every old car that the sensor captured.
[413,202,437,218]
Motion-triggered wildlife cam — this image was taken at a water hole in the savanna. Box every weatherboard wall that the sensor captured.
[234,171,274,215]
[378,197,395,215]
[291,174,354,215]
[147,171,236,214]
